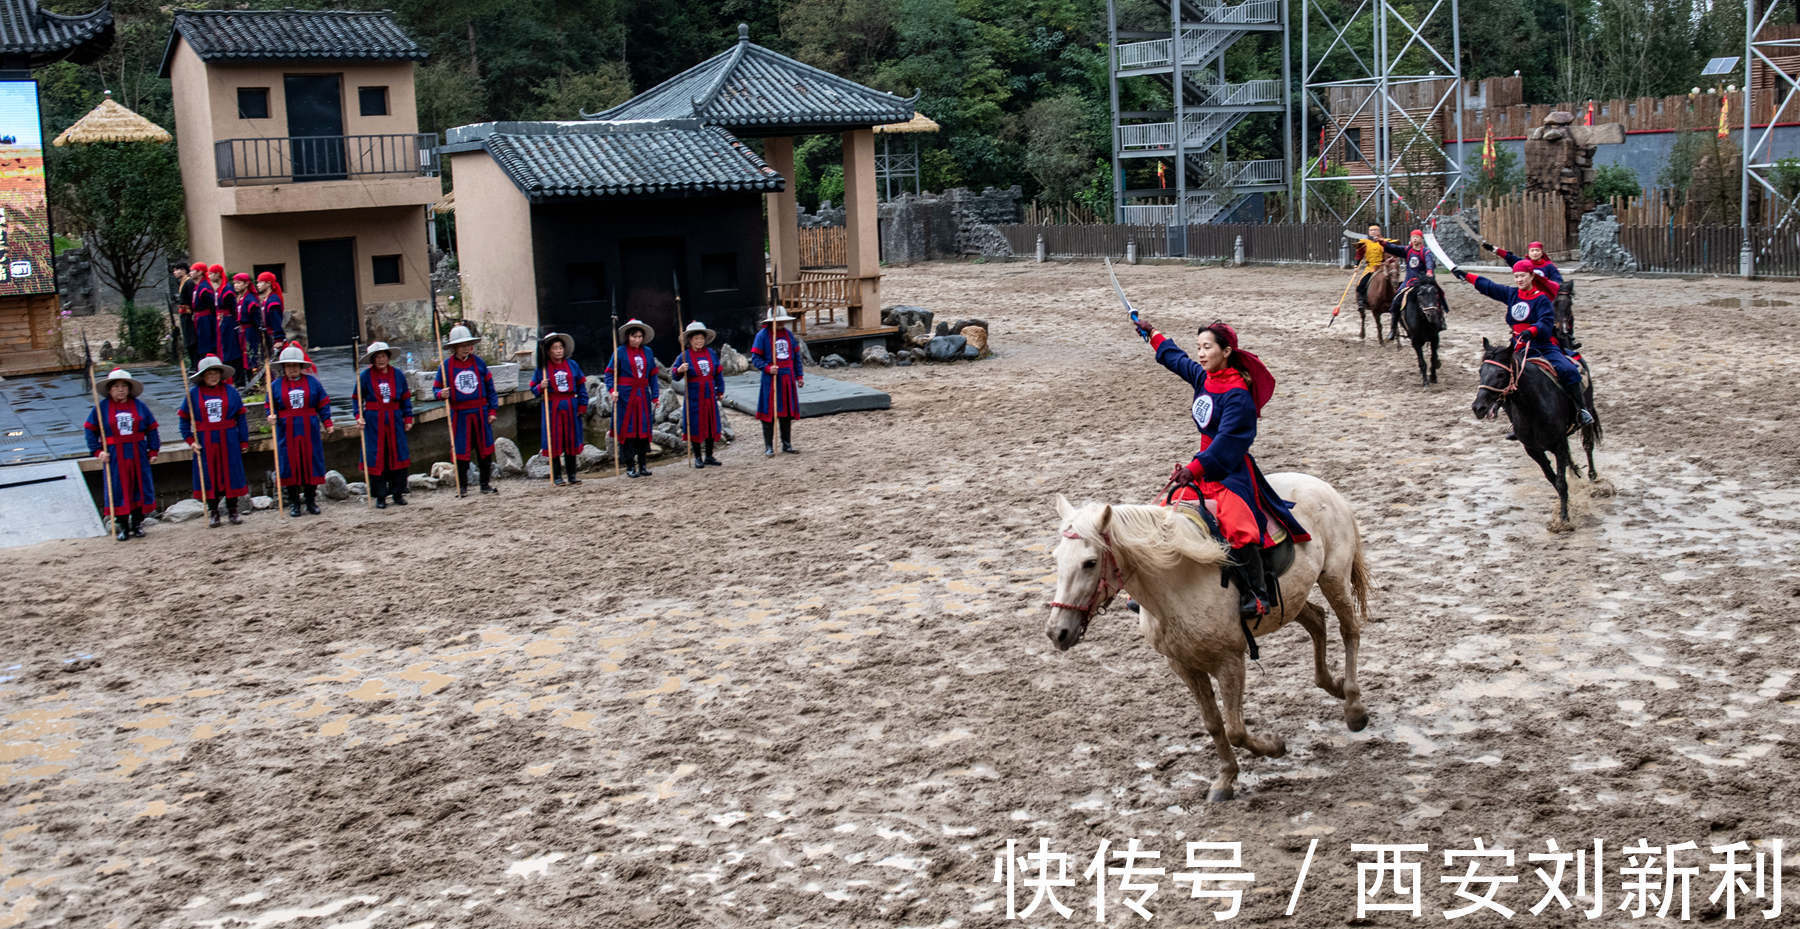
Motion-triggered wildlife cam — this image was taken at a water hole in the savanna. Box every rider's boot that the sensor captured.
[1566,383,1595,426]
[1233,544,1270,620]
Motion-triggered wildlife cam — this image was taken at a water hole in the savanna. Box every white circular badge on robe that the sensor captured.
[287,388,307,411]
[1509,301,1530,322]
[1409,256,1420,268]
[204,398,225,422]
[454,370,479,394]
[1191,394,1214,429]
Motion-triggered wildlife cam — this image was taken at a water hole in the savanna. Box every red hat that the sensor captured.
[1200,321,1276,415]
[207,264,225,276]
[1527,241,1545,252]
[1409,229,1423,237]
[189,261,207,274]
[256,271,284,301]
[1511,259,1537,273]
[232,272,251,282]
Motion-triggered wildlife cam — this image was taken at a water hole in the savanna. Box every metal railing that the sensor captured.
[1191,0,1279,25]
[1118,122,1177,151]
[215,133,439,185]
[1116,37,1173,71]
[1187,79,1282,107]
[1219,159,1285,187]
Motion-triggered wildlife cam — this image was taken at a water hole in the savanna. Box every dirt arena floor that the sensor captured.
[3,262,1797,927]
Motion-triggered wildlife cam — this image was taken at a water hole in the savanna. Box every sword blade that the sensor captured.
[1422,231,1460,274]
[1104,258,1148,341]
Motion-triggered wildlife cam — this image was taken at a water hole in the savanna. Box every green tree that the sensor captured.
[1471,144,1524,201]
[47,140,186,299]
[528,63,633,120]
[1023,92,1104,204]
[1584,163,1640,202]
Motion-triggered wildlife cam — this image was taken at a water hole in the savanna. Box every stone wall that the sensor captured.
[877,186,1023,263]
[1577,205,1639,272]
[798,201,846,228]
[54,249,97,317]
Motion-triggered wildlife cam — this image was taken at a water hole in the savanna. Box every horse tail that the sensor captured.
[1348,513,1372,626]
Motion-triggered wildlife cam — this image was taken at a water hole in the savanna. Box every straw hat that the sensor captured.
[680,321,716,345]
[617,318,655,342]
[191,354,234,381]
[361,341,394,362]
[764,308,797,325]
[98,368,144,397]
[443,324,480,347]
[276,344,314,369]
[541,332,575,356]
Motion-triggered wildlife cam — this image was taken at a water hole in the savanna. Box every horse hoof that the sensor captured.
[1547,516,1575,533]
[1590,479,1616,498]
[1207,787,1235,803]
[1346,707,1370,732]
[1265,738,1288,759]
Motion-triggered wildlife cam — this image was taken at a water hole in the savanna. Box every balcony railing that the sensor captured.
[215,133,439,185]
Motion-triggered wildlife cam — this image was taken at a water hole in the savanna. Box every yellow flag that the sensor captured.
[1718,94,1731,139]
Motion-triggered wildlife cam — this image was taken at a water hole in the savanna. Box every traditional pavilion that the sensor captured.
[0,0,113,376]
[591,24,915,340]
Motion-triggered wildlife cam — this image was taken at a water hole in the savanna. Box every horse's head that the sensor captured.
[1415,278,1446,321]
[1472,337,1513,420]
[1047,495,1124,651]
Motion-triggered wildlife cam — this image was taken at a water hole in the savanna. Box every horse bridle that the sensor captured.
[1476,349,1530,400]
[1049,528,1126,616]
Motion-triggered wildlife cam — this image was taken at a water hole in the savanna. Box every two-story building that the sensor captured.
[159,10,439,348]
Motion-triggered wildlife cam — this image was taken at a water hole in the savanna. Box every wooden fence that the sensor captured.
[799,227,846,268]
[993,223,1344,263]
[1475,192,1571,257]
[1614,225,1800,277]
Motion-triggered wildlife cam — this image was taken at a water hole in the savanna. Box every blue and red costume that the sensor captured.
[1495,244,1563,285]
[213,281,245,373]
[434,355,499,461]
[1150,332,1310,549]
[604,346,660,438]
[1462,270,1582,394]
[354,366,414,471]
[177,381,250,501]
[671,348,725,441]
[84,398,160,517]
[192,277,220,359]
[530,359,589,457]
[257,273,288,344]
[1382,234,1443,317]
[269,372,333,488]
[750,328,803,422]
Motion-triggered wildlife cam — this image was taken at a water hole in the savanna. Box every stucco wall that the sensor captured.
[220,206,429,342]
[447,151,538,331]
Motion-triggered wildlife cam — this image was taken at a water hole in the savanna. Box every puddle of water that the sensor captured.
[191,894,382,929]
[505,852,567,878]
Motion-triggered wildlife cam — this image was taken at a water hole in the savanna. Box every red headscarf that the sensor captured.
[189,261,207,275]
[256,271,284,303]
[232,272,251,283]
[207,264,225,278]
[1200,322,1276,415]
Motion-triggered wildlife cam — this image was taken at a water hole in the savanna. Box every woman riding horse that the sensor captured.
[1452,260,1594,436]
[1133,317,1311,619]
[1483,239,1578,349]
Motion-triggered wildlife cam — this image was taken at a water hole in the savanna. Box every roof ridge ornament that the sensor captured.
[739,23,750,43]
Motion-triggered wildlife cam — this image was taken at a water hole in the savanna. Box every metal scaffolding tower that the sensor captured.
[1107,0,1293,237]
[1742,0,1800,259]
[1299,0,1464,227]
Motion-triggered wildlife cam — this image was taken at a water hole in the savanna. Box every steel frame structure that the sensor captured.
[1742,0,1800,243]
[1299,0,1464,228]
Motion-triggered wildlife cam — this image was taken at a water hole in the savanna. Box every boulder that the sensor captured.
[862,344,893,366]
[322,470,352,500]
[408,473,440,491]
[882,306,936,345]
[162,498,206,523]
[926,335,968,362]
[651,428,683,452]
[430,461,456,483]
[347,482,367,496]
[655,391,682,424]
[896,354,912,367]
[820,353,848,369]
[250,495,274,511]
[962,342,980,360]
[1570,123,1625,146]
[1578,205,1639,273]
[525,454,551,480]
[494,437,525,477]
[718,343,750,376]
[959,325,989,356]
[578,443,608,469]
[947,317,989,333]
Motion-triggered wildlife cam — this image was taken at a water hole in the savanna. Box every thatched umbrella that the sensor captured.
[871,111,939,200]
[52,93,172,147]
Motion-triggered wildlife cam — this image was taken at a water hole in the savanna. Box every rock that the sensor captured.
[821,353,848,369]
[585,375,607,404]
[896,354,912,367]
[862,344,893,366]
[882,305,935,346]
[250,495,274,510]
[962,342,980,360]
[947,317,989,333]
[1578,205,1639,272]
[430,461,456,483]
[408,473,440,491]
[99,340,114,361]
[651,428,682,451]
[348,482,367,496]
[162,498,206,523]
[322,470,351,500]
[719,410,735,441]
[959,325,989,356]
[655,391,682,424]
[525,453,551,480]
[933,321,951,336]
[1434,211,1482,265]
[1543,127,1566,142]
[494,436,524,477]
[488,362,521,394]
[578,444,608,469]
[926,334,968,362]
[718,343,750,376]
[1545,110,1575,126]
[792,334,816,367]
[1570,123,1625,146]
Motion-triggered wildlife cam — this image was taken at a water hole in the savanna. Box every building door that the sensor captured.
[284,74,346,180]
[299,238,358,347]
[618,238,683,362]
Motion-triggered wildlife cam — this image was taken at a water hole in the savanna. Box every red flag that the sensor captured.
[1315,127,1330,172]
[1584,101,1594,126]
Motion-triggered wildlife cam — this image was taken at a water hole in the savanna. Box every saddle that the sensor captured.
[1165,495,1297,580]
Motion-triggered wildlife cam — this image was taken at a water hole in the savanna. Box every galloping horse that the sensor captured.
[1360,256,1400,344]
[1046,473,1372,801]
[1472,338,1607,531]
[1396,277,1447,386]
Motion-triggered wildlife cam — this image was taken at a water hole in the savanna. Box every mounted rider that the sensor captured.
[1452,260,1594,434]
[1484,239,1578,349]
[1132,315,1312,620]
[1385,229,1444,321]
[1352,223,1392,317]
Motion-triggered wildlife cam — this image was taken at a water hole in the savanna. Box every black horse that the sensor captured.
[1395,278,1447,385]
[1553,278,1578,348]
[1472,338,1604,528]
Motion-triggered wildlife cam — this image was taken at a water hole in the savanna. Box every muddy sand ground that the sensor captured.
[2,263,1797,927]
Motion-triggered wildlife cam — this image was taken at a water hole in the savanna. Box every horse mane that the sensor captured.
[1072,503,1231,575]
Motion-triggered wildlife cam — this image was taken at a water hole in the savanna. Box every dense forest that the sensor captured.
[38,0,1779,214]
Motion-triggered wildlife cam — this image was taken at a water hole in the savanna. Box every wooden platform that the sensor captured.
[797,323,899,347]
[0,350,69,377]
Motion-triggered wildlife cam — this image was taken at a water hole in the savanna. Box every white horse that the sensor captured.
[1046,473,1372,801]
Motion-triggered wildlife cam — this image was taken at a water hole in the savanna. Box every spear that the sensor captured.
[351,337,373,507]
[261,331,291,517]
[169,323,209,505]
[608,285,622,479]
[671,271,689,462]
[81,334,115,537]
[429,300,465,496]
[538,334,557,486]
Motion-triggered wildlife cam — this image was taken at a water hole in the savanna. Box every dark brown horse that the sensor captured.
[1360,257,1399,343]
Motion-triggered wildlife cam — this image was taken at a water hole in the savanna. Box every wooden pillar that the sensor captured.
[841,128,880,328]
[763,136,801,288]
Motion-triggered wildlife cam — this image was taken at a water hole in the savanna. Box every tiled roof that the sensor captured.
[442,120,786,201]
[0,0,112,67]
[159,9,425,76]
[591,24,916,135]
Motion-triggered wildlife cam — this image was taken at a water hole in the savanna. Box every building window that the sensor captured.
[1344,128,1363,161]
[371,254,402,285]
[358,86,390,117]
[238,87,270,119]
[252,264,285,288]
[700,253,738,293]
